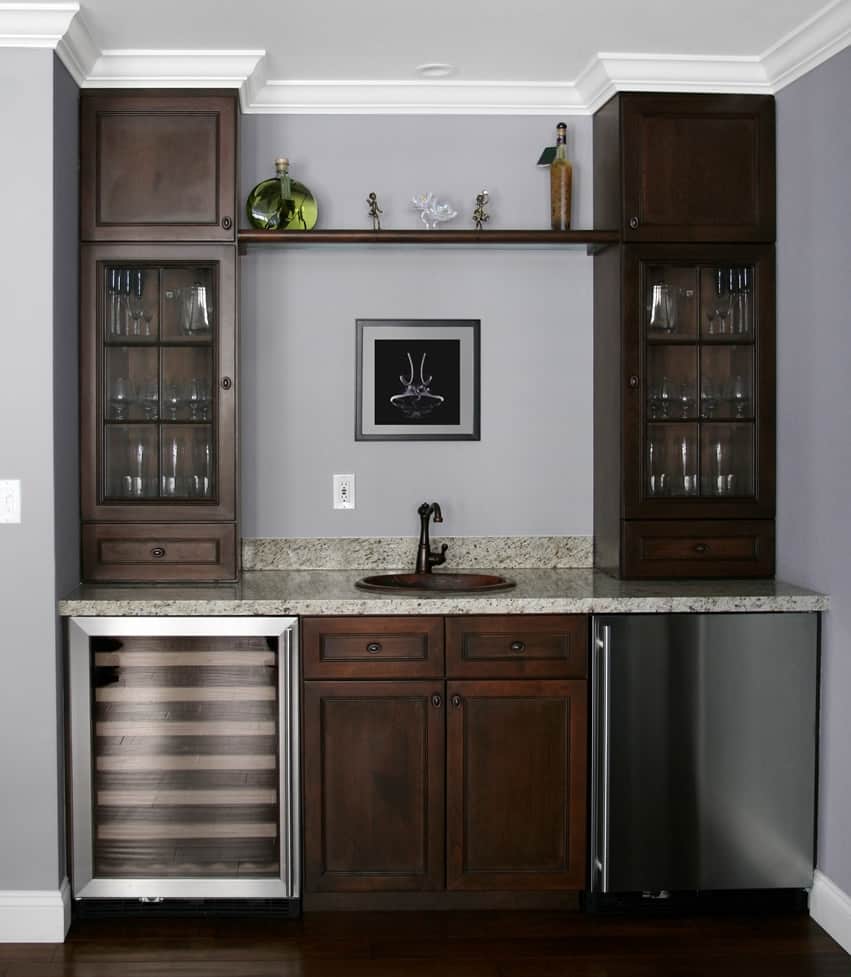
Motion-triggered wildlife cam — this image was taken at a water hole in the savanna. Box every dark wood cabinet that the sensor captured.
[301,615,588,902]
[594,93,775,242]
[79,92,239,581]
[594,93,776,579]
[302,680,445,893]
[446,679,586,891]
[80,92,237,243]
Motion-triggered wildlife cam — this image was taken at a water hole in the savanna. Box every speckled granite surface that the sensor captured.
[59,569,828,617]
[241,536,594,570]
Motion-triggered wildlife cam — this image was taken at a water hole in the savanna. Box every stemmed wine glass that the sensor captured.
[706,268,730,335]
[128,270,147,337]
[109,377,134,420]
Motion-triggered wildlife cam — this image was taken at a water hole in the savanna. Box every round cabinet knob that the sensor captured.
[221,377,233,390]
[510,640,526,653]
[628,375,640,388]
[451,694,463,709]
[366,642,382,654]
[221,216,233,230]
[150,547,166,559]
[694,543,709,554]
[629,216,640,230]
[431,694,442,708]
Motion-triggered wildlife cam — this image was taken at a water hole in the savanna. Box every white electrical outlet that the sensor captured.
[333,474,355,510]
[0,479,21,524]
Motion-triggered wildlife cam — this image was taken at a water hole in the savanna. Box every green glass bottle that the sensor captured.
[245,157,318,231]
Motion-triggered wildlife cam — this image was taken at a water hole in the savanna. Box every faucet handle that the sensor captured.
[429,543,448,568]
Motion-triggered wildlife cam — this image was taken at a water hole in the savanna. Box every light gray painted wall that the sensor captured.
[0,49,63,889]
[776,46,851,895]
[52,54,79,882]
[239,115,594,536]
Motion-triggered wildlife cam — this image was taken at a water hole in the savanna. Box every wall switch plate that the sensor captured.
[0,479,21,523]
[333,474,355,510]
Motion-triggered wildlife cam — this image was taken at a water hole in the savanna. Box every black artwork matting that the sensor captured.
[373,339,461,426]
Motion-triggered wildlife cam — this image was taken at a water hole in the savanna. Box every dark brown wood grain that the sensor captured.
[302,680,445,893]
[445,616,588,679]
[446,679,587,892]
[302,617,445,679]
[80,91,237,242]
[237,228,619,249]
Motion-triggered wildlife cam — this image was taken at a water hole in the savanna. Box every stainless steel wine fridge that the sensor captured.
[67,617,300,905]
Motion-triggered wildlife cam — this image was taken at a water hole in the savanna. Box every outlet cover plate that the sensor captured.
[333,474,355,510]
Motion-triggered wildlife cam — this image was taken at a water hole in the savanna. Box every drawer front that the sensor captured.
[623,520,774,578]
[446,615,588,678]
[82,523,237,582]
[302,617,444,679]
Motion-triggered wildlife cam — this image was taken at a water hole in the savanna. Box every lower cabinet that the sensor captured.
[301,614,588,900]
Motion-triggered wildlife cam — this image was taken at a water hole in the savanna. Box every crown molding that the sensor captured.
[762,0,851,91]
[0,2,78,47]
[55,7,96,84]
[82,49,265,88]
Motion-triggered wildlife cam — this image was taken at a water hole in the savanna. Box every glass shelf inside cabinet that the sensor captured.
[642,261,757,502]
[102,262,217,503]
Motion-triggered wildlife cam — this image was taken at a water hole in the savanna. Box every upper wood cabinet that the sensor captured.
[594,93,775,242]
[80,92,237,242]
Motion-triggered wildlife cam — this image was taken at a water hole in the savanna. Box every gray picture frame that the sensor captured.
[355,319,481,441]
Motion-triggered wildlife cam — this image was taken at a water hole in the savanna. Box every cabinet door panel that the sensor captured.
[622,94,775,241]
[81,93,236,242]
[303,681,445,892]
[446,680,586,890]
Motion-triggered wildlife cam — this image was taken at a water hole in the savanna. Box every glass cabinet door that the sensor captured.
[101,263,217,503]
[640,258,760,507]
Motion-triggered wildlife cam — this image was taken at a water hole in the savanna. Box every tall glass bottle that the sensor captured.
[550,122,572,231]
[246,157,318,231]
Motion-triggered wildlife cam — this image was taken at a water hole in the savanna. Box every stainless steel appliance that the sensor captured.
[591,613,817,896]
[68,616,300,905]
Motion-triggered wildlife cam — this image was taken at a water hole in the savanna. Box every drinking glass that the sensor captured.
[107,268,124,338]
[162,384,183,421]
[680,436,697,496]
[162,435,182,496]
[706,268,730,336]
[711,439,737,496]
[141,380,159,420]
[700,376,718,419]
[128,270,146,337]
[659,376,676,418]
[191,438,213,497]
[108,377,134,420]
[647,439,668,497]
[678,383,694,419]
[649,283,676,334]
[732,375,750,418]
[187,378,211,421]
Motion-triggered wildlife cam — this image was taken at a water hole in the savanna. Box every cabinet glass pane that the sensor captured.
[104,347,159,422]
[645,265,698,340]
[161,348,214,423]
[104,267,159,343]
[104,424,158,499]
[90,634,280,879]
[647,346,698,420]
[647,423,699,498]
[161,425,215,499]
[161,267,215,342]
[700,346,754,420]
[700,265,755,339]
[700,422,754,498]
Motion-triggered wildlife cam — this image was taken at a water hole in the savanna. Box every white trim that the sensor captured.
[0,2,78,47]
[54,8,97,85]
[811,870,851,956]
[83,49,265,88]
[0,878,71,943]
[763,0,851,91]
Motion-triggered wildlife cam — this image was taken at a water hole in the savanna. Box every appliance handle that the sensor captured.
[597,623,612,891]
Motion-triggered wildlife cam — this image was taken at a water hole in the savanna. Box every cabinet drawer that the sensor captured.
[302,617,444,679]
[82,523,237,582]
[623,520,774,578]
[446,615,588,678]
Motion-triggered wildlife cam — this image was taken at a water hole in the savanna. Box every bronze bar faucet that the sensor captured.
[415,502,448,574]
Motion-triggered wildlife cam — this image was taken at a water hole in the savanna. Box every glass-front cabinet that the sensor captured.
[81,244,237,582]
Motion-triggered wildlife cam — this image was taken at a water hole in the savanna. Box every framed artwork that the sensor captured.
[355,319,481,441]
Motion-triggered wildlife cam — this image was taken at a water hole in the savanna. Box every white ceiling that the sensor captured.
[2,0,850,111]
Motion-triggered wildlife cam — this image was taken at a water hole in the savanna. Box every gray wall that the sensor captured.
[240,115,594,537]
[776,46,851,895]
[0,49,65,889]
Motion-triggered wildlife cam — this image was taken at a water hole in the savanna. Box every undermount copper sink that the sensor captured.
[355,572,516,593]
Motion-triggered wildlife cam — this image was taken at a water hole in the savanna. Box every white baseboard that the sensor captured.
[0,878,71,943]
[811,870,851,956]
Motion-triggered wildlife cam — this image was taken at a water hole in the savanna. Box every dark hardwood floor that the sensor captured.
[1,910,849,977]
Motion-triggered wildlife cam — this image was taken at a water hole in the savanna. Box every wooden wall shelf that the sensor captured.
[237,228,618,255]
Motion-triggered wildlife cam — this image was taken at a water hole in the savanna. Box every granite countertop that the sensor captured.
[58,568,828,617]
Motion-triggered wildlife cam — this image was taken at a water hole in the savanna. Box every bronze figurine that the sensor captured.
[367,191,383,231]
[473,189,490,230]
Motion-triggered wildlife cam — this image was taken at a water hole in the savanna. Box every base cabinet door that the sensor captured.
[303,680,445,892]
[446,680,587,891]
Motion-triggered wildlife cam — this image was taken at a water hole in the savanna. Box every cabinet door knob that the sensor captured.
[451,694,463,709]
[431,694,442,708]
[510,640,526,653]
[221,216,233,230]
[629,216,640,229]
[366,642,382,654]
[628,375,639,388]
[150,547,166,559]
[221,377,233,390]
[694,543,709,554]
